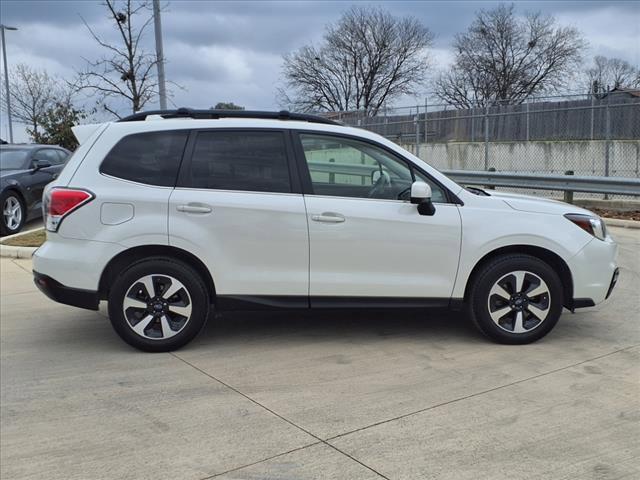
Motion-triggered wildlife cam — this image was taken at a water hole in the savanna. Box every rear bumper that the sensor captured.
[33,271,100,311]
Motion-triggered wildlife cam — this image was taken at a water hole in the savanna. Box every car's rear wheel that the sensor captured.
[108,257,210,352]
[1,192,26,236]
[468,254,564,344]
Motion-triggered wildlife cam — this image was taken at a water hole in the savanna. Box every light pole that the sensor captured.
[152,0,167,110]
[1,24,17,143]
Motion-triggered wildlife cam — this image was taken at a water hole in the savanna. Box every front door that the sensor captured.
[295,132,462,303]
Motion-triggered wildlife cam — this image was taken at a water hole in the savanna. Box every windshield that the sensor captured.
[0,149,29,170]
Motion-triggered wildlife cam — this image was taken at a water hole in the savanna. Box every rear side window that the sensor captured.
[184,131,291,193]
[100,131,189,186]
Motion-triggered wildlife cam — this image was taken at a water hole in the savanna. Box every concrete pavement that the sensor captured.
[1,227,638,479]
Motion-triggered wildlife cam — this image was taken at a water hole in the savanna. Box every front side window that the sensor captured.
[299,133,446,202]
[186,131,291,193]
[36,149,65,165]
[100,131,189,187]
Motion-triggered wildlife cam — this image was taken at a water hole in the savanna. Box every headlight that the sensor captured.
[564,213,607,240]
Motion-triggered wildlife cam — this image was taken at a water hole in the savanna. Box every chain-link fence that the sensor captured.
[330,92,640,199]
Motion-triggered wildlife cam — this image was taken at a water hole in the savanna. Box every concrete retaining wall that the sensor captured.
[400,140,640,178]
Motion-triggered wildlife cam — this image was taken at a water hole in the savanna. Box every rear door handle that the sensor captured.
[311,212,345,223]
[177,203,212,214]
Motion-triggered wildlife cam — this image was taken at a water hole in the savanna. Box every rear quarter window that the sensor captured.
[100,131,189,186]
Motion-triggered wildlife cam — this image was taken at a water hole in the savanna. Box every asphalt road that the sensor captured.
[1,226,638,480]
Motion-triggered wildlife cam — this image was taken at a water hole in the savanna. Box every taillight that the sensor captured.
[45,188,94,232]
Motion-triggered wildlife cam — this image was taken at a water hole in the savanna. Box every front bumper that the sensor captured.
[605,267,619,300]
[33,271,100,311]
[567,236,618,308]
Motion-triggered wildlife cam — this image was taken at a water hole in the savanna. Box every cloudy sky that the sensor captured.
[1,0,639,141]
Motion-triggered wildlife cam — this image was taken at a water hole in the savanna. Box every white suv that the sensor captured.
[32,109,619,352]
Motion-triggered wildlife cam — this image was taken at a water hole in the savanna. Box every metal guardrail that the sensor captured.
[442,170,640,196]
[307,159,640,196]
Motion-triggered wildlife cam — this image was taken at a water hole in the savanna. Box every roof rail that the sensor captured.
[117,108,339,125]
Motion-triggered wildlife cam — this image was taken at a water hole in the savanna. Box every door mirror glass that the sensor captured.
[410,181,431,204]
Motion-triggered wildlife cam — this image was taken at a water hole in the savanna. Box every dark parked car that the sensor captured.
[1,144,72,236]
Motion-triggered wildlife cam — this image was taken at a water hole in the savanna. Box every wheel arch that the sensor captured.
[463,245,574,310]
[2,186,27,206]
[98,245,216,302]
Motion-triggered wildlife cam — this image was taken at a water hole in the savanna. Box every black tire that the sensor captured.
[0,191,26,236]
[468,254,564,344]
[108,257,210,352]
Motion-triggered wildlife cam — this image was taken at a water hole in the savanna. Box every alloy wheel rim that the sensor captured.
[123,274,192,340]
[3,196,22,230]
[487,270,551,334]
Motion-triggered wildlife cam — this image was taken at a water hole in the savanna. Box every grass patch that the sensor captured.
[2,229,46,247]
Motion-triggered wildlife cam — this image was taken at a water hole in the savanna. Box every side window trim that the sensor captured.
[291,130,457,204]
[175,128,301,194]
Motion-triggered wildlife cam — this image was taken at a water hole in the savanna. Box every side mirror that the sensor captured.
[410,181,436,216]
[32,159,52,171]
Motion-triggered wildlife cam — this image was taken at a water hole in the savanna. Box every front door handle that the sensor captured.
[311,212,345,223]
[177,203,212,214]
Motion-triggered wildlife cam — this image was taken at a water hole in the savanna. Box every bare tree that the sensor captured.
[78,0,159,117]
[586,55,640,94]
[436,4,586,108]
[279,6,433,115]
[213,102,244,110]
[1,64,59,136]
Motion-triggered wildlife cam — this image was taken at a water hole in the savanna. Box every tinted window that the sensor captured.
[186,131,291,193]
[299,134,447,202]
[101,131,189,186]
[36,149,65,165]
[0,149,29,170]
[55,150,70,163]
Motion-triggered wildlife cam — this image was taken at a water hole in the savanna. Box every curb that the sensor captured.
[0,244,37,259]
[604,218,640,229]
[0,227,43,259]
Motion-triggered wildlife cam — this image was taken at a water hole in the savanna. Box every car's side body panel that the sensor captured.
[304,195,462,298]
[450,191,612,301]
[168,189,310,296]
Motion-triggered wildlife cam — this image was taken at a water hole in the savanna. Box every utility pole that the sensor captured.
[1,24,18,143]
[152,0,167,110]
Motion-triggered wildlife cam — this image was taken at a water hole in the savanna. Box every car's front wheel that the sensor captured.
[468,254,564,344]
[108,257,210,352]
[1,192,26,236]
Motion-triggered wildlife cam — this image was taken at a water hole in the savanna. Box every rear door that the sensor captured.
[169,129,309,302]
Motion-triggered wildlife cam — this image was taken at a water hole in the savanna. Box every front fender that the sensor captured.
[452,206,593,299]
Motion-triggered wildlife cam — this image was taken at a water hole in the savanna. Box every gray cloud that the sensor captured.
[1,0,639,141]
